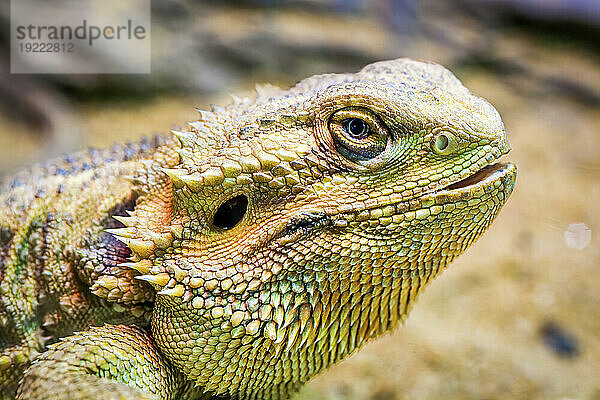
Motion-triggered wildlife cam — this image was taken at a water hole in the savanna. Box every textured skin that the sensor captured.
[0,59,516,400]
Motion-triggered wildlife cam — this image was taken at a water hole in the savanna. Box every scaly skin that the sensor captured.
[0,59,516,400]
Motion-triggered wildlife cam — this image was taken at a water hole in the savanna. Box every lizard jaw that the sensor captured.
[288,162,517,230]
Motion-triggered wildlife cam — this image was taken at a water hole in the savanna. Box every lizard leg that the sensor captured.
[16,324,186,400]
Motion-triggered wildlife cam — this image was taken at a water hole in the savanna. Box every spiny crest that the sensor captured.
[108,216,173,250]
[160,107,317,198]
[106,208,177,292]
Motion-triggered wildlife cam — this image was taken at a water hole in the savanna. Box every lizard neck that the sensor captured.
[151,257,450,399]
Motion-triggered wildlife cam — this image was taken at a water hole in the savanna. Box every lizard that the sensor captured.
[0,58,516,400]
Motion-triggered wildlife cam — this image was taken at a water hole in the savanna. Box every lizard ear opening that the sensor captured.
[212,195,248,230]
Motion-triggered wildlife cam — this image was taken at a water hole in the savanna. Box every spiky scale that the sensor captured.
[148,231,173,249]
[124,239,155,258]
[171,130,195,148]
[285,322,300,351]
[201,167,225,186]
[161,168,188,189]
[210,104,225,113]
[105,227,136,239]
[112,215,136,226]
[158,285,185,297]
[135,273,170,288]
[195,108,212,120]
[179,173,205,192]
[121,260,153,274]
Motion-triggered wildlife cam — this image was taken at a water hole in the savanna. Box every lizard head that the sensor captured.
[112,59,516,398]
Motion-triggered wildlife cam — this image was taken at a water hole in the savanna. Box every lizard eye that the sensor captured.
[329,107,388,162]
[343,118,370,139]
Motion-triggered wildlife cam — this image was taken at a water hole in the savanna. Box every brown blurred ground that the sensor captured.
[1,1,599,399]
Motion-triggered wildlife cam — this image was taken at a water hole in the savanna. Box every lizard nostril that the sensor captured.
[213,195,248,230]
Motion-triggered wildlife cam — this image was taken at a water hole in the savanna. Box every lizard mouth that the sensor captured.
[443,162,510,191]
[409,161,516,206]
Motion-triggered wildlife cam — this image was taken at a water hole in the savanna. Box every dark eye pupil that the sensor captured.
[343,118,369,138]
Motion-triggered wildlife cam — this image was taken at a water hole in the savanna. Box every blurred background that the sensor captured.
[1,0,599,398]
